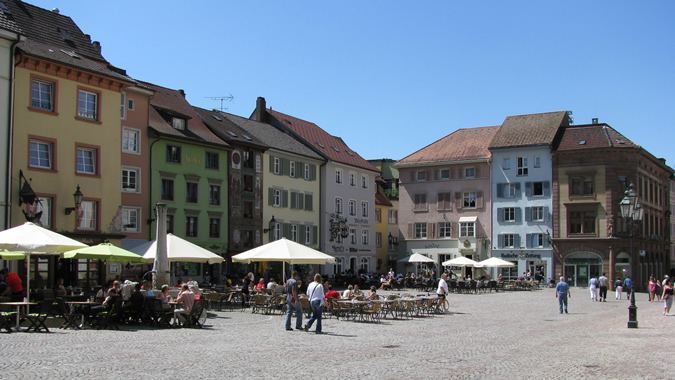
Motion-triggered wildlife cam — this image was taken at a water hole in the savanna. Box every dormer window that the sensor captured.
[172,117,185,130]
[58,27,73,42]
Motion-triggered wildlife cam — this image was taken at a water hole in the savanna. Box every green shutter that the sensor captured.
[298,193,304,210]
[304,194,313,211]
[282,159,290,176]
[268,188,274,206]
[299,225,306,244]
[283,223,291,238]
[282,190,288,208]
[312,226,318,245]
[310,164,316,181]
[290,191,297,209]
[269,155,274,173]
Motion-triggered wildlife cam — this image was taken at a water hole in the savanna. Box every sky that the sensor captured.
[28,0,675,167]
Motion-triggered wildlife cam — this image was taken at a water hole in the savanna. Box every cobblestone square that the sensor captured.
[1,289,672,379]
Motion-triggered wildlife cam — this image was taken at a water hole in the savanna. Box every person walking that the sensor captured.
[437,273,449,312]
[555,276,571,314]
[623,276,633,300]
[589,275,599,302]
[285,271,303,331]
[614,278,623,300]
[598,273,609,302]
[303,273,325,334]
[662,279,673,316]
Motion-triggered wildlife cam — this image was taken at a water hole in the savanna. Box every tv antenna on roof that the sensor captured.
[205,94,234,111]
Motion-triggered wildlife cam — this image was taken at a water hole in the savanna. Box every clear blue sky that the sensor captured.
[30,1,675,167]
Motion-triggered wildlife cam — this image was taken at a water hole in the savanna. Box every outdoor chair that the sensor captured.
[202,292,221,311]
[0,310,16,332]
[25,300,51,332]
[92,299,123,330]
[299,297,311,319]
[182,299,205,328]
[146,298,173,327]
[56,297,82,330]
[360,302,379,323]
[251,294,268,314]
[220,292,235,312]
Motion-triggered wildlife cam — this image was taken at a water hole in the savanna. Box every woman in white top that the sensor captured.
[303,273,325,334]
[342,284,354,299]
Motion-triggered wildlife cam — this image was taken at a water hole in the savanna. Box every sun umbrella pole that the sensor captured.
[154,203,170,288]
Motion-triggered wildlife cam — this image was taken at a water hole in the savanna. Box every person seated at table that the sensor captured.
[378,275,388,290]
[497,274,504,282]
[366,286,378,300]
[267,278,277,289]
[159,285,172,309]
[124,283,145,310]
[96,280,113,300]
[255,278,265,290]
[0,268,24,302]
[174,284,195,326]
[324,284,340,310]
[87,288,121,316]
[110,280,121,295]
[142,281,154,297]
[353,284,363,297]
[54,278,67,297]
[342,285,354,299]
[175,278,184,288]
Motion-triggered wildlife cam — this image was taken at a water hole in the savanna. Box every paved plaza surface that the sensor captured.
[1,288,673,379]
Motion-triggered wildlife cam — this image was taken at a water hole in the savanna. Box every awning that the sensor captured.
[411,248,459,258]
[458,216,478,223]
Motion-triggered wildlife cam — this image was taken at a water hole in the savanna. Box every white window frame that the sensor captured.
[504,207,516,222]
[122,207,140,233]
[361,175,369,189]
[289,161,296,178]
[304,225,312,245]
[77,90,98,120]
[273,157,281,174]
[439,222,451,238]
[532,206,545,222]
[349,228,357,245]
[348,200,356,216]
[503,157,511,170]
[463,191,477,208]
[464,167,475,178]
[335,169,343,184]
[122,127,140,154]
[532,233,544,248]
[32,79,54,111]
[517,157,528,176]
[375,208,382,223]
[388,210,398,224]
[349,172,356,187]
[335,198,343,214]
[504,234,515,248]
[77,200,97,231]
[504,183,516,198]
[414,223,427,239]
[273,189,282,207]
[534,156,541,168]
[361,201,369,217]
[460,222,475,237]
[291,224,298,242]
[76,147,96,174]
[30,140,52,169]
[36,196,52,228]
[121,92,127,120]
[361,229,369,245]
[304,164,310,180]
[121,167,141,193]
[172,117,185,130]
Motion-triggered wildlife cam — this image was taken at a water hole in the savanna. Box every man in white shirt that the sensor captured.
[437,273,449,312]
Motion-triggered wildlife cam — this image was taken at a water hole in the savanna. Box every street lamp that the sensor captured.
[64,185,83,215]
[263,215,276,240]
[619,182,643,329]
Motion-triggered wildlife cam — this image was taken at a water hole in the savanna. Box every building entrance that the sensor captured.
[563,252,602,287]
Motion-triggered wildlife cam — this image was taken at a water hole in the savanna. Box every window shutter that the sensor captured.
[514,234,520,248]
[496,183,504,198]
[407,223,414,239]
[304,194,313,211]
[455,192,462,209]
[312,226,318,244]
[410,171,415,183]
[515,208,522,223]
[310,164,317,180]
[525,207,531,222]
[544,207,550,222]
[426,170,431,181]
[430,223,436,239]
[299,225,306,243]
[498,208,504,223]
[515,183,522,198]
[282,159,289,176]
[451,222,458,237]
[269,155,274,172]
[544,181,550,196]
[475,167,480,177]
[290,192,297,209]
[498,234,504,248]
[476,191,484,208]
[525,182,532,197]
[543,235,549,248]
[268,188,274,205]
[298,194,304,210]
[526,233,532,248]
[283,223,291,239]
[296,161,303,178]
[282,190,288,208]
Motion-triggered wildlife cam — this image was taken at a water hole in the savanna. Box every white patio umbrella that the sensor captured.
[442,256,482,279]
[136,234,224,264]
[232,238,336,280]
[398,253,435,276]
[477,257,516,268]
[0,222,87,303]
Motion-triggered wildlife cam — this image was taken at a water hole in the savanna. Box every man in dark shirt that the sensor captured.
[285,271,302,331]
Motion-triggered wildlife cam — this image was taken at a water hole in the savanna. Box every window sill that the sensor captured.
[27,166,57,173]
[28,107,59,116]
[567,233,598,238]
[74,116,102,125]
[75,172,101,179]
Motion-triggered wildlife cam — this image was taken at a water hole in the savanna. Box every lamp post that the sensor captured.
[64,185,83,215]
[619,182,643,329]
[263,215,276,241]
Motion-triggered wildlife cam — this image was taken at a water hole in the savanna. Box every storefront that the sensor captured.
[493,250,553,282]
[562,251,603,287]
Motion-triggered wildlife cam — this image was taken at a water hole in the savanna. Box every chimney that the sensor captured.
[178,89,186,98]
[592,118,598,124]
[92,41,101,54]
[255,97,267,123]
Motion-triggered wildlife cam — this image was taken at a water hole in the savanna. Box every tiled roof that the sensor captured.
[489,111,569,149]
[17,39,133,83]
[556,124,639,151]
[4,0,107,63]
[0,2,22,34]
[394,126,500,167]
[141,82,229,148]
[375,186,393,207]
[266,109,379,173]
[194,107,268,150]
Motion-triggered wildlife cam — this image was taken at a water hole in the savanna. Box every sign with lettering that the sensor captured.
[185,155,203,164]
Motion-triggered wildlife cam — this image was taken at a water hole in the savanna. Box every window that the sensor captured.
[209,185,220,205]
[186,216,198,237]
[571,175,594,196]
[414,193,427,211]
[335,198,343,214]
[531,181,545,197]
[172,117,185,130]
[76,147,97,175]
[534,156,541,168]
[77,200,97,231]
[305,225,312,245]
[349,172,356,187]
[463,192,477,208]
[376,232,382,247]
[503,158,511,170]
[185,182,198,203]
[122,207,140,233]
[32,79,54,111]
[335,169,343,184]
[273,157,281,174]
[503,234,515,248]
[517,157,528,176]
[289,161,296,178]
[166,146,181,163]
[439,222,451,238]
[273,189,282,207]
[291,225,298,242]
[30,140,53,169]
[128,98,135,111]
[35,196,53,228]
[348,200,356,216]
[531,206,545,222]
[243,175,253,192]
[464,167,475,178]
[121,167,140,192]
[359,257,370,273]
[120,93,126,120]
[243,201,253,218]
[166,214,174,234]
[375,208,382,223]
[529,233,544,248]
[209,218,220,238]
[205,152,219,169]
[503,207,516,222]
[460,222,475,237]
[414,223,427,239]
[350,228,357,244]
[77,89,98,120]
[504,183,516,198]
[361,229,369,245]
[388,210,398,224]
[361,175,369,189]
[361,201,369,217]
[416,171,427,181]
[243,150,254,168]
[161,179,174,201]
[122,127,140,154]
[570,210,596,235]
[439,169,450,180]
[304,164,311,180]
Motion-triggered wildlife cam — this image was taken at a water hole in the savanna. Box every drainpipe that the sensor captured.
[148,135,160,240]
[4,38,21,230]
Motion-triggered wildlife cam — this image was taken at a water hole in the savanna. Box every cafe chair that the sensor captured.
[25,300,51,333]
[56,298,82,330]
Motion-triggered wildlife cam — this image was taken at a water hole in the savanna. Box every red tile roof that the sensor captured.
[266,109,378,173]
[375,186,393,206]
[556,124,639,151]
[394,126,500,167]
[141,82,229,147]
[489,111,569,149]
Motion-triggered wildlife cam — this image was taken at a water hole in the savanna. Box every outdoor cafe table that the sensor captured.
[66,300,98,328]
[0,301,37,331]
[338,300,371,321]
